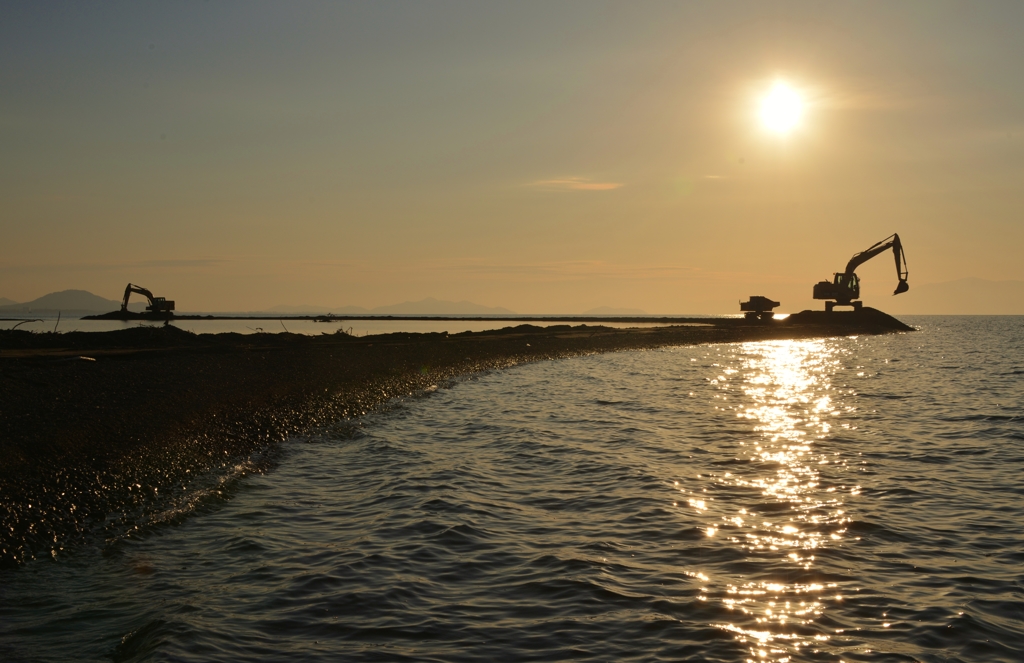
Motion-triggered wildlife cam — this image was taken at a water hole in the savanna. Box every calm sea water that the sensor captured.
[2,316,1022,662]
[0,317,676,336]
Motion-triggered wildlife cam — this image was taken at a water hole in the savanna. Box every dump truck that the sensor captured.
[740,296,780,320]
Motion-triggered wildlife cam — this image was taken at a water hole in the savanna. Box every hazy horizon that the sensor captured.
[3,2,1023,313]
[3,277,1024,316]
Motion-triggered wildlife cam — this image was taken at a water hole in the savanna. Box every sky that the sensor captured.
[2,1,1023,313]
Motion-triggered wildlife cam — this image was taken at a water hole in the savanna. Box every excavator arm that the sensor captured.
[121,284,156,311]
[813,233,910,309]
[843,233,909,295]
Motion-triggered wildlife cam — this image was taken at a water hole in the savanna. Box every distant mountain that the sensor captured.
[266,298,515,315]
[0,289,122,313]
[583,306,647,315]
[0,297,16,307]
[882,278,1024,315]
[371,298,514,315]
[268,304,370,314]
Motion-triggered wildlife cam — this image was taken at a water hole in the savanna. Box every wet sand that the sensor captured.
[0,311,911,567]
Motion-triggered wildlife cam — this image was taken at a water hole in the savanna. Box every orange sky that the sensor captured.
[3,2,1023,313]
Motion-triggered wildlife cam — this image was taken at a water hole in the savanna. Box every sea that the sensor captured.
[0,316,677,337]
[1,316,1021,662]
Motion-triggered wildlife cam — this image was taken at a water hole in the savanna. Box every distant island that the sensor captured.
[0,292,520,316]
[268,297,516,316]
[0,290,133,315]
[1,291,652,317]
[881,277,1024,315]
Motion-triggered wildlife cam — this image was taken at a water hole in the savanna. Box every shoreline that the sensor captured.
[0,311,911,567]
[81,312,738,322]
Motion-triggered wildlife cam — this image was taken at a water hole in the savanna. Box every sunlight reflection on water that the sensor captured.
[684,340,857,662]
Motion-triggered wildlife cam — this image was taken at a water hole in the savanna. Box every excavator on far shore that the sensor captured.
[813,234,909,312]
[121,283,175,315]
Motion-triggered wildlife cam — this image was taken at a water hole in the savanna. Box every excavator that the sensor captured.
[121,283,175,315]
[813,234,909,312]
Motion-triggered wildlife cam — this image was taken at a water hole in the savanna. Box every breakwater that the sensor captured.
[0,312,910,567]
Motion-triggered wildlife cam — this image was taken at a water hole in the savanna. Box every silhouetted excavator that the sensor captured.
[121,283,175,315]
[813,234,909,312]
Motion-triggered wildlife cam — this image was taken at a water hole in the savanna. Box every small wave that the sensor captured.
[111,619,171,663]
[939,414,1023,423]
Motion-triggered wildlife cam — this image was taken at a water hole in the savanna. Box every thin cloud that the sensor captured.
[528,177,623,191]
[137,259,228,268]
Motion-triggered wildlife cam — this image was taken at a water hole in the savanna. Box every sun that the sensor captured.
[760,82,804,134]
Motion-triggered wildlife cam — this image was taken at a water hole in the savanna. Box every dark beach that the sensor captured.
[1,310,911,567]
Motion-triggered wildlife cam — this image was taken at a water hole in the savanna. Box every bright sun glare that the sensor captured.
[760,82,803,134]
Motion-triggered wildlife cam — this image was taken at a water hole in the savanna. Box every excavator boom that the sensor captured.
[844,234,909,294]
[813,234,909,309]
[122,284,154,311]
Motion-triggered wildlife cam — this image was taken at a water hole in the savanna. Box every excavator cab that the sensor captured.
[834,272,860,299]
[148,297,174,313]
[813,272,860,307]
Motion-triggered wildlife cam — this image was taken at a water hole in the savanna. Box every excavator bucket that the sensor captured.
[893,280,909,296]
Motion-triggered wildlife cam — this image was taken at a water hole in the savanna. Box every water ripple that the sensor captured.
[1,316,1023,662]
